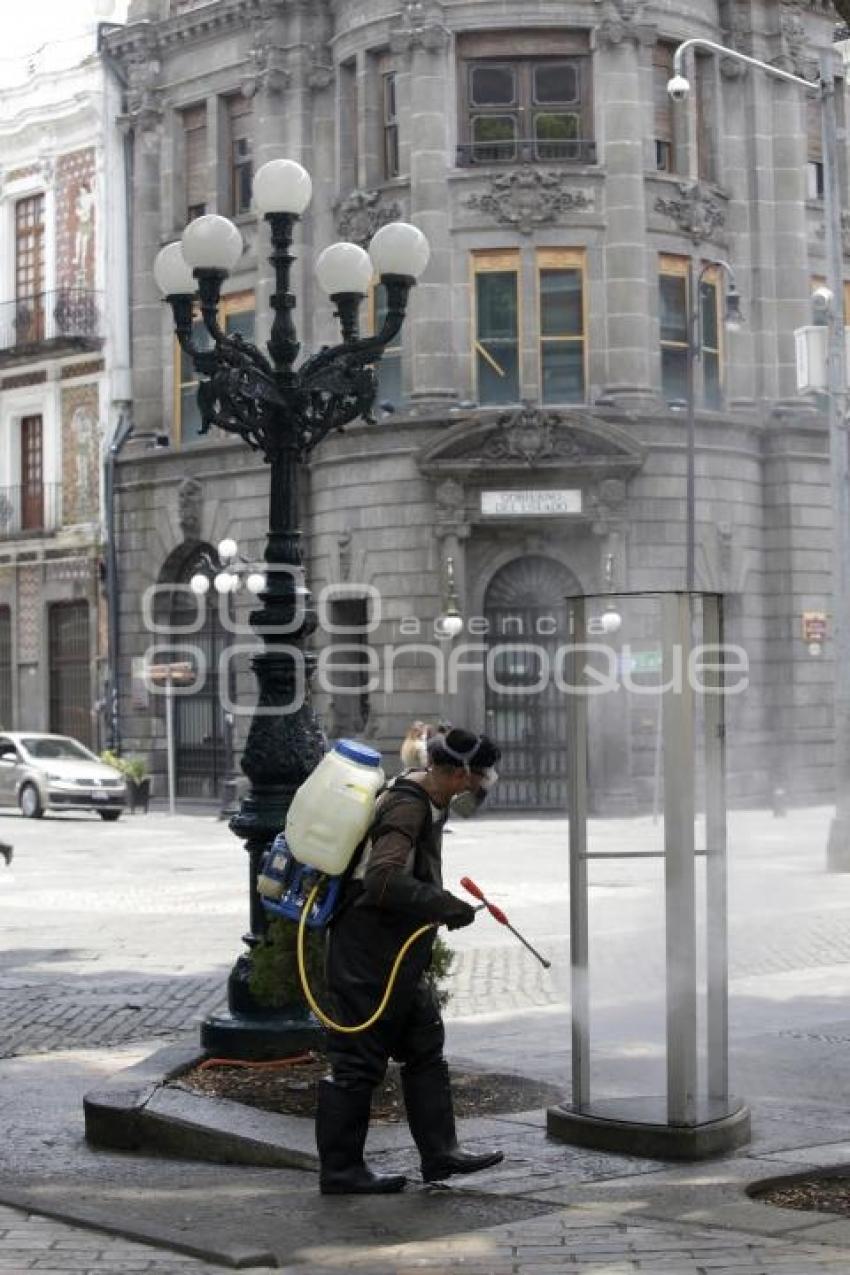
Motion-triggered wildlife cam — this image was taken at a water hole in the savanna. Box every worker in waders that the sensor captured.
[316,727,504,1194]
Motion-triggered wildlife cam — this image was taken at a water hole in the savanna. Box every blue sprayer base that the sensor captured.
[258,834,342,928]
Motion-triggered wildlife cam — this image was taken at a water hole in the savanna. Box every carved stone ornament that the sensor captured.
[124,42,163,130]
[241,19,289,98]
[466,170,594,236]
[435,478,465,522]
[483,405,620,466]
[597,0,655,47]
[390,0,449,54]
[177,477,202,540]
[654,182,726,244]
[816,211,850,256]
[337,531,352,582]
[307,45,334,92]
[335,189,404,247]
[777,0,815,78]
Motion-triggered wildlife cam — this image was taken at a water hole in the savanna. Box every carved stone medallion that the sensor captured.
[654,182,726,244]
[335,189,404,247]
[466,170,594,236]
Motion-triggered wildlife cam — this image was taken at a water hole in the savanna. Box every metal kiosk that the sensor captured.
[547,591,751,1159]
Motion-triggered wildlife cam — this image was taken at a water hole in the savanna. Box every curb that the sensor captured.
[83,1040,320,1171]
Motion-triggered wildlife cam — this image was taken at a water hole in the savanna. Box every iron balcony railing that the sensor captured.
[456,138,597,166]
[0,289,103,356]
[0,484,62,538]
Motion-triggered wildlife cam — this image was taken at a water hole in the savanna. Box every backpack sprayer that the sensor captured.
[257,740,550,1034]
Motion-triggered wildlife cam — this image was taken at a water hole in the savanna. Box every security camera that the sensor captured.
[667,74,691,102]
[812,285,834,312]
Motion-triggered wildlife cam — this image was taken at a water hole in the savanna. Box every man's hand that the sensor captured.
[440,894,476,930]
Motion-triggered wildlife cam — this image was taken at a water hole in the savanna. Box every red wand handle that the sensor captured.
[460,877,552,970]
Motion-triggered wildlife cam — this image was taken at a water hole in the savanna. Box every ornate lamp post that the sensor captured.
[154,159,430,1056]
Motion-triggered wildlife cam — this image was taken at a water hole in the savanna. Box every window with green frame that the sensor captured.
[474,252,520,405]
[175,295,255,442]
[538,249,585,404]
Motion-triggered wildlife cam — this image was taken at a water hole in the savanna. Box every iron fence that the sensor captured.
[456,138,597,166]
[0,289,102,354]
[0,484,62,537]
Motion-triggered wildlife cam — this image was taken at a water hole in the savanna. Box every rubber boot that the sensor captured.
[402,1061,504,1183]
[316,1079,406,1195]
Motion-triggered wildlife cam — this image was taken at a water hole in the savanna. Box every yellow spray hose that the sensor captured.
[296,879,436,1034]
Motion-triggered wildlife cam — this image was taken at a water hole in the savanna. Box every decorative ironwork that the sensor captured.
[457,139,596,169]
[0,289,102,356]
[0,484,61,538]
[161,195,420,1045]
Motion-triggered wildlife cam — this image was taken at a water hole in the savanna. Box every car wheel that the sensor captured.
[98,811,121,822]
[19,783,43,819]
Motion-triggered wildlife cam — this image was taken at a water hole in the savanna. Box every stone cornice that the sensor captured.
[106,0,266,60]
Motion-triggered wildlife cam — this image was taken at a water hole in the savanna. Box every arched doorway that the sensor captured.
[483,555,578,810]
[158,544,233,801]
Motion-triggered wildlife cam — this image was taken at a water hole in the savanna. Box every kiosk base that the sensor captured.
[546,1096,751,1160]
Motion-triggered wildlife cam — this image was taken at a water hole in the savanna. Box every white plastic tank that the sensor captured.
[285,739,385,875]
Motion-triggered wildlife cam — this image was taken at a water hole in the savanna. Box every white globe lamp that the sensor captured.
[153,242,196,297]
[253,160,313,216]
[315,243,374,297]
[182,215,243,272]
[368,222,430,280]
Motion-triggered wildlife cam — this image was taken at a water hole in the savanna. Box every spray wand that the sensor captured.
[460,876,552,969]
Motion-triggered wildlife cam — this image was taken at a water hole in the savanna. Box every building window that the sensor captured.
[327,596,371,738]
[700,269,721,410]
[339,59,359,192]
[48,601,92,748]
[226,97,253,216]
[15,195,46,343]
[695,54,718,184]
[659,256,723,407]
[182,103,208,221]
[383,72,399,179]
[537,250,586,405]
[807,95,825,199]
[175,293,255,443]
[0,607,12,729]
[473,250,520,405]
[20,415,43,531]
[654,43,682,174]
[370,283,403,407]
[457,32,592,166]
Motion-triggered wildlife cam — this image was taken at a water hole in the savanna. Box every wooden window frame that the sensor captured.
[382,71,400,180]
[368,282,404,406]
[182,102,208,222]
[456,31,593,166]
[535,248,587,405]
[472,249,522,405]
[226,96,253,217]
[658,255,724,407]
[173,292,255,445]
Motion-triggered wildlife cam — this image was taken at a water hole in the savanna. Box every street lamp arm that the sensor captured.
[297,275,412,387]
[673,38,820,94]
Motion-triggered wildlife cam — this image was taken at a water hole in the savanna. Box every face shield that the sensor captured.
[450,767,499,818]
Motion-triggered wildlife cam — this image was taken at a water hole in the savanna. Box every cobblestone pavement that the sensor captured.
[4,1198,850,1274]
[6,806,850,1273]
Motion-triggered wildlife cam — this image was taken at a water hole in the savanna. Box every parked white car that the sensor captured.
[0,733,127,820]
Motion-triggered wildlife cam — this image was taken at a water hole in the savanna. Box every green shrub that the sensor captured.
[101,751,148,783]
[247,920,455,1013]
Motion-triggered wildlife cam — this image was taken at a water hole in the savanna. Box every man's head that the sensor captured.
[426,727,501,803]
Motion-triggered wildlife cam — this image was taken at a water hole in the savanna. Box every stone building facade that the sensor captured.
[106,0,845,808]
[0,36,130,752]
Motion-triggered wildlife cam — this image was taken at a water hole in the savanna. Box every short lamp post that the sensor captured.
[154,159,429,1056]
